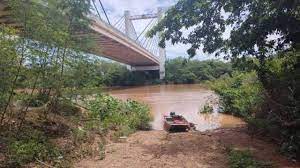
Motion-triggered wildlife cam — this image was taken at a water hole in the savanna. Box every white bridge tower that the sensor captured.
[124,8,166,79]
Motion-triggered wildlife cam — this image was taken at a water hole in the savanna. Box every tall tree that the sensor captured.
[149,0,300,59]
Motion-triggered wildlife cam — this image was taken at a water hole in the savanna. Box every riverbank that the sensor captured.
[75,127,299,168]
[109,84,245,131]
[2,84,299,167]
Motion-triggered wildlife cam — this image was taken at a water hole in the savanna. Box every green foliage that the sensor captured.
[0,0,95,124]
[26,92,50,107]
[63,56,160,88]
[7,130,61,167]
[149,3,300,160]
[228,149,272,168]
[211,50,300,159]
[199,104,214,114]
[149,0,299,59]
[209,71,263,117]
[165,57,232,84]
[86,94,151,135]
[0,26,19,112]
[256,50,300,159]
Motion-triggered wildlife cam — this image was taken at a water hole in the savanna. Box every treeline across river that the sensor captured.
[60,56,233,88]
[18,56,231,89]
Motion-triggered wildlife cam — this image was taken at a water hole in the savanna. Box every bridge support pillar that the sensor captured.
[158,7,166,80]
[124,10,131,36]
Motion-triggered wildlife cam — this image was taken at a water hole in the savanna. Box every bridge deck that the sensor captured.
[89,16,159,66]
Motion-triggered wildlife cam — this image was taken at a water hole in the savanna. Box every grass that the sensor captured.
[5,129,62,167]
[228,149,272,168]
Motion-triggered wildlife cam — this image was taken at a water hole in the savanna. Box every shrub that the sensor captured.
[86,94,151,135]
[199,104,214,114]
[208,71,263,117]
[228,149,272,168]
[7,130,61,167]
[27,92,50,107]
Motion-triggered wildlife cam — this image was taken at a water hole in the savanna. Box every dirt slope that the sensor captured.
[75,127,300,168]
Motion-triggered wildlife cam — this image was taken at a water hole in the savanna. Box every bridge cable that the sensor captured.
[140,18,158,47]
[150,36,158,54]
[135,18,155,41]
[154,35,160,56]
[150,37,157,55]
[149,20,159,55]
[113,15,124,27]
[149,30,159,53]
[145,35,154,50]
[153,31,160,55]
[98,0,111,25]
[92,0,102,19]
[114,17,124,30]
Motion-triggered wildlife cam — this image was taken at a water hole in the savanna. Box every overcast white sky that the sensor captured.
[93,0,217,60]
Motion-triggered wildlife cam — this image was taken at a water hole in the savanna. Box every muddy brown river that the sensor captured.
[109,84,244,131]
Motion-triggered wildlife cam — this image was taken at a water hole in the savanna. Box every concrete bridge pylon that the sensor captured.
[124,7,166,79]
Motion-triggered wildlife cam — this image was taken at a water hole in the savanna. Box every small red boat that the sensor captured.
[163,112,195,132]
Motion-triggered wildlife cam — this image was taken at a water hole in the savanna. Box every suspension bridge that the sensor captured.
[0,1,166,79]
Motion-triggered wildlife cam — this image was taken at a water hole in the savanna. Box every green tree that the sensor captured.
[149,0,300,59]
[149,0,300,158]
[165,57,232,84]
[0,0,93,124]
[0,26,19,113]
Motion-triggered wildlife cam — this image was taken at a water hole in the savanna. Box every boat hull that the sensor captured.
[163,120,190,132]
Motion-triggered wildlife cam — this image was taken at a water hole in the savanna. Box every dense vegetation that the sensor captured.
[50,56,159,88]
[165,57,232,84]
[149,0,300,160]
[86,94,151,138]
[209,51,299,159]
[209,71,263,117]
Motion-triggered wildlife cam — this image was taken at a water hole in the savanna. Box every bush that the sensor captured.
[199,104,214,114]
[27,92,50,107]
[228,149,272,168]
[7,130,61,167]
[86,94,151,135]
[208,71,263,117]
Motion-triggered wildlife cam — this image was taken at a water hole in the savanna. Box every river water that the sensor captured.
[109,84,244,131]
